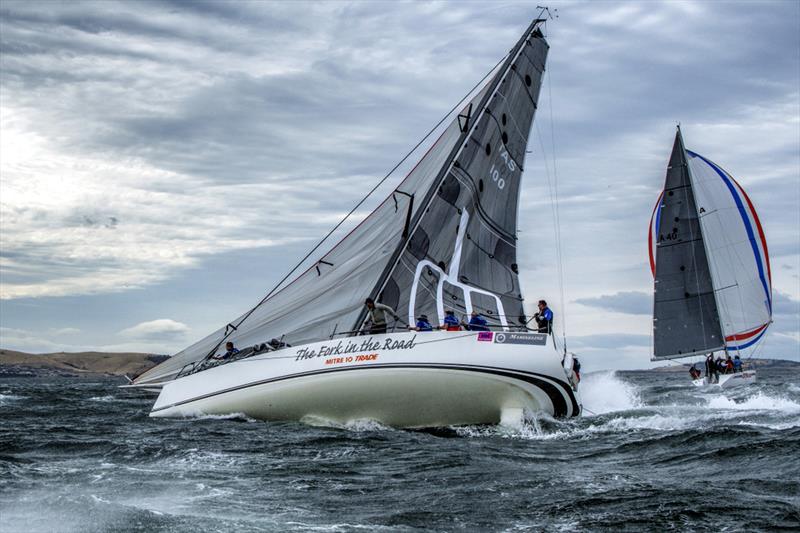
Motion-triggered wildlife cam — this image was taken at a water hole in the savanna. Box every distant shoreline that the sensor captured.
[1,349,798,379]
[0,349,168,379]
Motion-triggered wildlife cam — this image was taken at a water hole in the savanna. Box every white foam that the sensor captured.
[706,391,800,413]
[300,415,394,432]
[182,411,258,423]
[88,395,117,402]
[343,418,394,432]
[579,371,643,415]
[737,419,800,430]
[0,393,27,405]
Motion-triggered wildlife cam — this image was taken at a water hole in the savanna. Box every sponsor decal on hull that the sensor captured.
[295,335,417,362]
[325,353,379,366]
[494,332,547,346]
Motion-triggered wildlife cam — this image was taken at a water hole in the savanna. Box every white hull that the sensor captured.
[150,331,581,427]
[693,370,756,389]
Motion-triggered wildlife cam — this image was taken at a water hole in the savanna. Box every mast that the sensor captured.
[683,128,729,357]
[354,17,549,332]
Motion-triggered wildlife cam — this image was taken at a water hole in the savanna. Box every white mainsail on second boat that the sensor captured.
[649,127,772,387]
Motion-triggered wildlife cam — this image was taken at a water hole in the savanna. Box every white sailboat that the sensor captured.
[649,127,772,388]
[126,18,581,426]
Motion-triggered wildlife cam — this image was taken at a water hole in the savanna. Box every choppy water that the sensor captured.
[1,369,799,532]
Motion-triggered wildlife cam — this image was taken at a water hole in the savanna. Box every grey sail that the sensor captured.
[134,20,548,385]
[652,129,724,360]
[363,23,549,332]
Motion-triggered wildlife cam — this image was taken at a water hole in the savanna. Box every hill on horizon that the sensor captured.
[0,349,168,378]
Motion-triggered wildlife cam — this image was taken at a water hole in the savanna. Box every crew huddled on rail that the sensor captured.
[703,352,746,382]
[361,297,554,335]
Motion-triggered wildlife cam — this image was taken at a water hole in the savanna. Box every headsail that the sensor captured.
[685,151,772,351]
[135,19,549,385]
[649,128,772,360]
[650,129,724,360]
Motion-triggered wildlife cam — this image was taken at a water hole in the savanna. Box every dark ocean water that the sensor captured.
[1,369,799,532]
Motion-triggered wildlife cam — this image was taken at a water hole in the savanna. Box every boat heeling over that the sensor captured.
[132,17,582,424]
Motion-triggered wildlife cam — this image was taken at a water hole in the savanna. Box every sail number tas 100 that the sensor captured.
[489,147,516,190]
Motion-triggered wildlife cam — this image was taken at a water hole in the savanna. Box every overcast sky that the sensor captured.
[1,0,798,370]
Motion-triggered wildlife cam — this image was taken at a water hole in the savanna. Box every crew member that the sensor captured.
[269,338,291,350]
[214,341,239,361]
[733,355,743,373]
[364,298,400,335]
[705,353,717,383]
[442,310,461,331]
[464,310,489,331]
[411,314,433,332]
[531,300,553,334]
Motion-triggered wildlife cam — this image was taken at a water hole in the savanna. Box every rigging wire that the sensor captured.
[533,95,566,352]
[198,54,510,360]
[545,43,568,355]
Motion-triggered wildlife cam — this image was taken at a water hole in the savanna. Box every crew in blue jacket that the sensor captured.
[442,310,461,331]
[464,311,489,331]
[412,315,433,332]
[213,341,239,361]
[532,300,553,334]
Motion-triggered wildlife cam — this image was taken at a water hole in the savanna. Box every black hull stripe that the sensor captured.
[152,363,580,418]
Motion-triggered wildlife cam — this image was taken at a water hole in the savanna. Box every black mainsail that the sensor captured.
[135,20,550,385]
[652,128,724,359]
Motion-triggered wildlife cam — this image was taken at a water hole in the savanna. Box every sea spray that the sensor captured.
[579,371,642,415]
[705,391,800,413]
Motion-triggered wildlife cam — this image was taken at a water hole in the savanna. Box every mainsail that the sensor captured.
[649,128,772,361]
[135,19,550,384]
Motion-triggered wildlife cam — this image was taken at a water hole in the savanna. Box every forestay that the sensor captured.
[135,20,549,385]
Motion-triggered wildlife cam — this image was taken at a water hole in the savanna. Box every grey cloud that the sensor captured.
[773,291,800,316]
[574,291,651,315]
[0,2,796,364]
[77,214,119,229]
[570,334,651,350]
